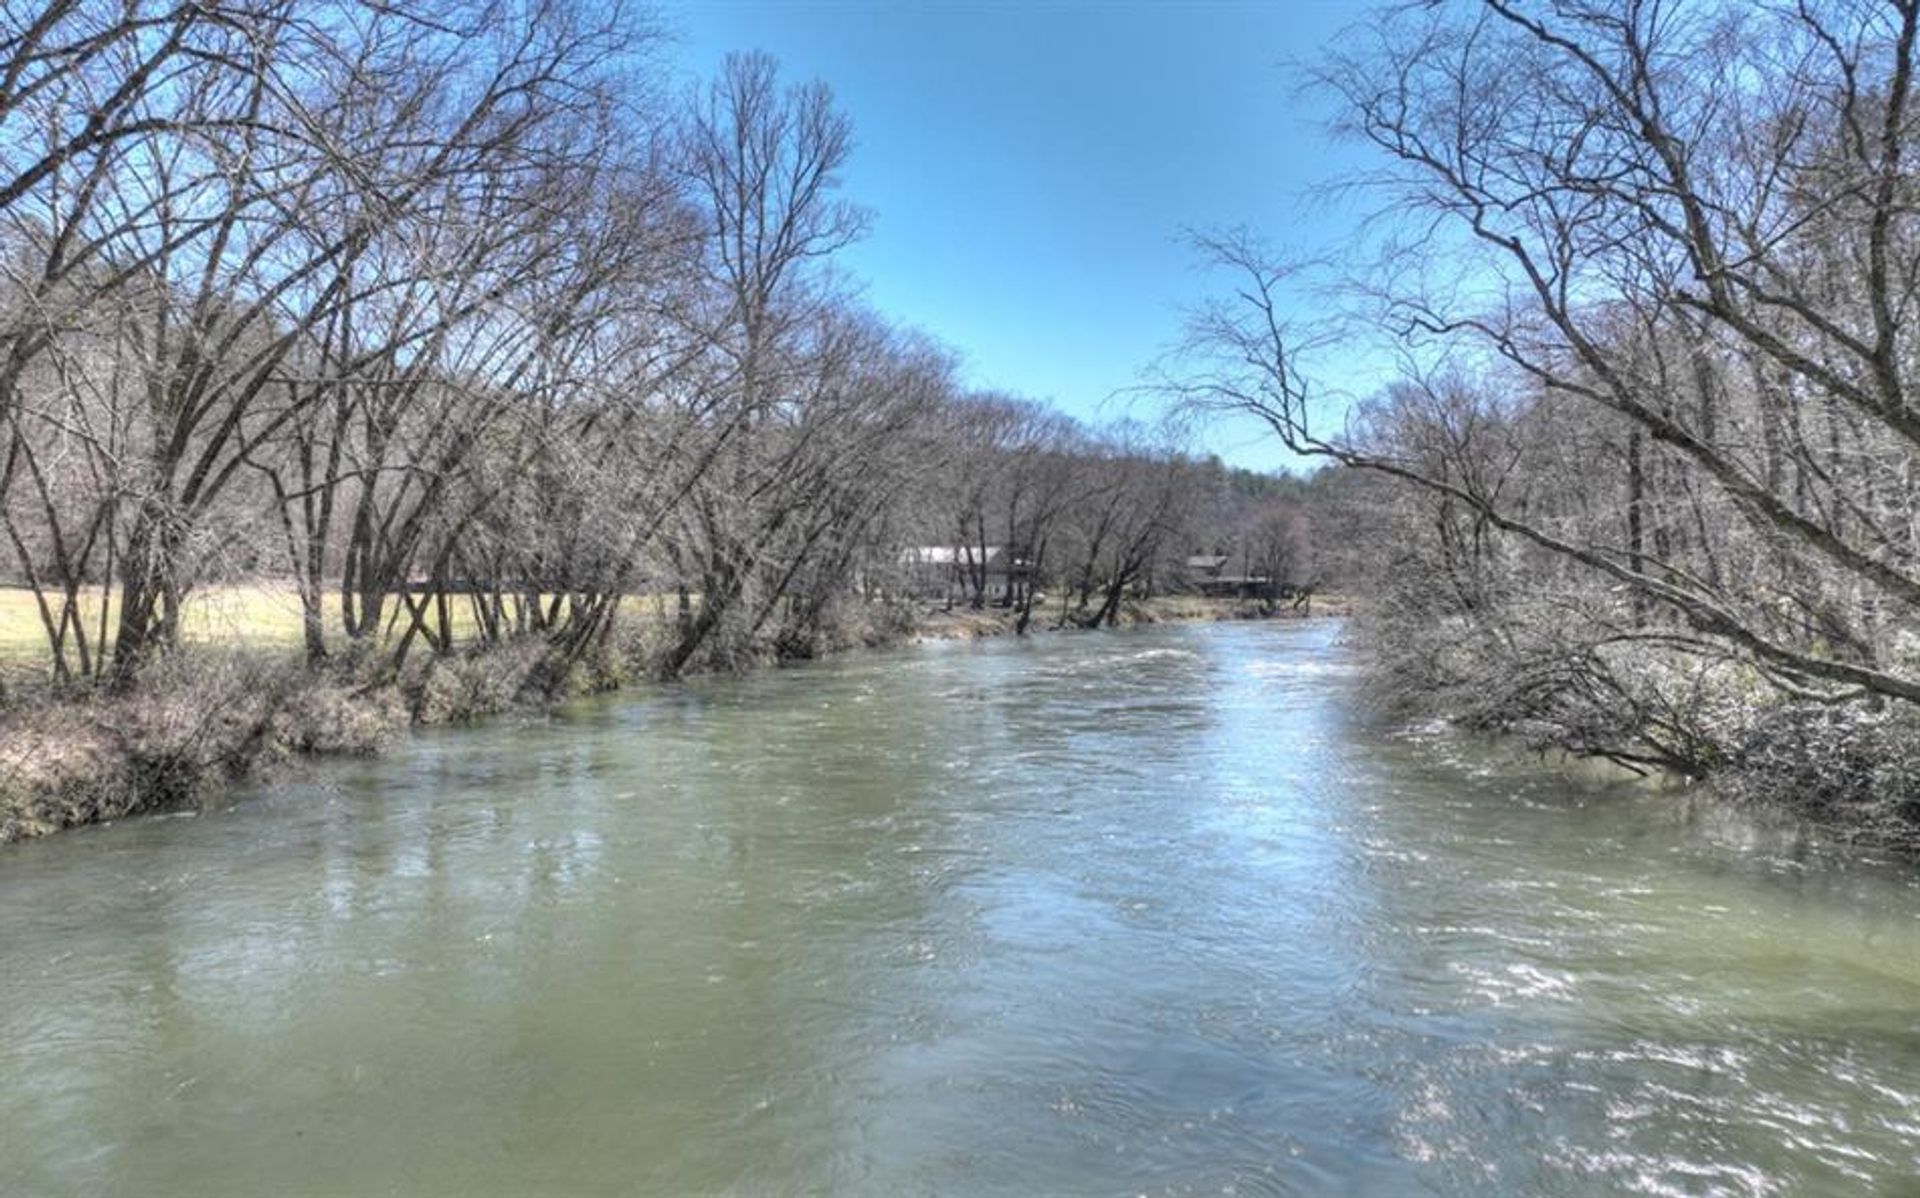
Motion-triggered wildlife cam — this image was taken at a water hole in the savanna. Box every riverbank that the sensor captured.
[1346,606,1920,853]
[0,595,1324,847]
[909,592,1346,642]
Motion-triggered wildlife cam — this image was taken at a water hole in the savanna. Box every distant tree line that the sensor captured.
[1179,0,1920,836]
[0,1,1315,696]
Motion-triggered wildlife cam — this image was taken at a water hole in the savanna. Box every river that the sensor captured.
[1,621,1917,1195]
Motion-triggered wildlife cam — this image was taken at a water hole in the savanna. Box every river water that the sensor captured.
[2,621,1917,1196]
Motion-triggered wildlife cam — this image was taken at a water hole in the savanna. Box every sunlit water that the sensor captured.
[2,621,1917,1196]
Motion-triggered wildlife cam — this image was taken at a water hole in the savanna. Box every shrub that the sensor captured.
[1722,703,1920,847]
[272,679,406,756]
[407,640,550,725]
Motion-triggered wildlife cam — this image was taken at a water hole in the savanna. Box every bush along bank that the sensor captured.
[0,596,1309,846]
[1348,599,1920,853]
[2,644,533,844]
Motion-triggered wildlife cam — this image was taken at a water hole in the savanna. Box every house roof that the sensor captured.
[1186,554,1231,570]
[902,545,1007,565]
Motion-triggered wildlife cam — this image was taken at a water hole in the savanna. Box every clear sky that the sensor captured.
[662,0,1377,472]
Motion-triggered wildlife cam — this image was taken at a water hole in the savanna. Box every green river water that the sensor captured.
[1,620,1917,1196]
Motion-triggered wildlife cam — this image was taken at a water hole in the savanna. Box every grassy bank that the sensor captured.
[0,592,1320,847]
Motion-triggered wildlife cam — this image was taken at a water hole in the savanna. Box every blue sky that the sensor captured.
[663,1,1378,472]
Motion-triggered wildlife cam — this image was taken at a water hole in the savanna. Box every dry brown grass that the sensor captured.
[0,585,684,675]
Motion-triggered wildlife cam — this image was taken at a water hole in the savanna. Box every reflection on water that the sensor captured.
[2,621,1917,1195]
